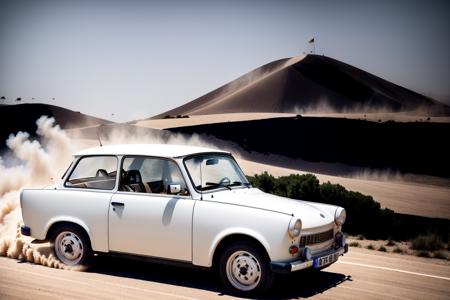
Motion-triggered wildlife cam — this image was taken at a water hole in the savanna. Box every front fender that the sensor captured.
[192,200,294,267]
[207,227,272,267]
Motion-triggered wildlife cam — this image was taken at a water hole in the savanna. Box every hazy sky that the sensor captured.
[1,0,449,122]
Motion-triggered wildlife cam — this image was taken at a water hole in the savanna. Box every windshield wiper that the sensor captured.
[204,182,232,190]
[229,181,251,188]
[199,181,251,191]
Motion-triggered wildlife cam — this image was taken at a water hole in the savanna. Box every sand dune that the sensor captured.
[0,103,112,152]
[0,103,110,128]
[135,112,297,129]
[154,54,449,119]
[135,112,450,131]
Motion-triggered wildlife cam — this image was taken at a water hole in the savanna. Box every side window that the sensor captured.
[65,156,117,190]
[121,157,189,196]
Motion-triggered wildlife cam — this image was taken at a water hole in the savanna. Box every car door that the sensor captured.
[108,156,194,261]
[61,155,119,252]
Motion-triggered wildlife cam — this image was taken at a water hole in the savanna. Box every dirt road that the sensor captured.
[1,247,449,300]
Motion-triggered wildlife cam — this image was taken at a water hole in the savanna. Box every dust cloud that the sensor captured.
[82,123,234,154]
[292,97,449,122]
[292,96,397,115]
[0,116,75,269]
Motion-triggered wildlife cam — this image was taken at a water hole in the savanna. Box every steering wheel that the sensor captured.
[96,169,108,177]
[218,177,231,185]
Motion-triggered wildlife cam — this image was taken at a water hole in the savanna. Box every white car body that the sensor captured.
[20,144,348,287]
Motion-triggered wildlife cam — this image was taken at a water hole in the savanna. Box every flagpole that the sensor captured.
[308,37,315,54]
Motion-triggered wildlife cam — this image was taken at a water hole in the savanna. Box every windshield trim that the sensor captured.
[182,152,250,194]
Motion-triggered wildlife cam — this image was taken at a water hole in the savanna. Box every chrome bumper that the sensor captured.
[270,244,348,274]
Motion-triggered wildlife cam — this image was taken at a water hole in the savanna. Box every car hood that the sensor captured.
[204,188,336,229]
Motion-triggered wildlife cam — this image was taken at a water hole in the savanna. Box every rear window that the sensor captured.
[65,156,117,190]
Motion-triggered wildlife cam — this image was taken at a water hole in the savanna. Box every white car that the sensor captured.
[20,144,348,295]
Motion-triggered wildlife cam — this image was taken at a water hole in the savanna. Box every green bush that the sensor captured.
[247,172,394,239]
[393,247,404,254]
[349,242,361,247]
[411,234,444,251]
[378,245,387,252]
[367,244,375,250]
[386,239,396,246]
[416,250,431,258]
[433,251,447,260]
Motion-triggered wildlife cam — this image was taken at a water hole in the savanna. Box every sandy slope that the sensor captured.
[134,113,297,129]
[136,112,450,130]
[237,159,450,220]
[301,112,450,123]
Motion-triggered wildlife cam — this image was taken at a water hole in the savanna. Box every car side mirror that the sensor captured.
[169,184,181,194]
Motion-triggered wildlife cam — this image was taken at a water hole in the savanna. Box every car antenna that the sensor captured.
[199,157,203,200]
[96,124,103,147]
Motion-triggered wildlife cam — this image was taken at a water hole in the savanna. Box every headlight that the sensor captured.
[335,207,346,226]
[288,218,302,238]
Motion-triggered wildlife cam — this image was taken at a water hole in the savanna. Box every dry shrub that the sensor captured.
[411,234,444,251]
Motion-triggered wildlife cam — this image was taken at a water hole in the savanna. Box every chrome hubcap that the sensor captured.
[54,231,84,265]
[226,250,261,291]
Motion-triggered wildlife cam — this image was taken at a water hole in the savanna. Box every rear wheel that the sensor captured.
[219,241,274,296]
[51,224,92,266]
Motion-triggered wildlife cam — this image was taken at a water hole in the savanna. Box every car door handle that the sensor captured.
[111,202,124,207]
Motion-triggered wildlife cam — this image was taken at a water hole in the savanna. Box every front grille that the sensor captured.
[299,229,334,247]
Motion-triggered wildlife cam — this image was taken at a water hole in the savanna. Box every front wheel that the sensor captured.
[219,241,274,296]
[51,224,92,266]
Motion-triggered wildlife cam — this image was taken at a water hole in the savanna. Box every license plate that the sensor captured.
[314,251,340,268]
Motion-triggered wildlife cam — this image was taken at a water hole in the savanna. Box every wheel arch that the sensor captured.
[45,217,91,243]
[211,232,271,269]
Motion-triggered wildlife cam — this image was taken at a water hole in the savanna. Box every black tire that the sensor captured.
[50,224,92,267]
[219,241,274,296]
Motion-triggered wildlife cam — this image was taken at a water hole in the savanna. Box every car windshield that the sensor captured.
[184,154,250,192]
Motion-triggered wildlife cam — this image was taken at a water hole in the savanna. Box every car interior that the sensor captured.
[119,157,189,195]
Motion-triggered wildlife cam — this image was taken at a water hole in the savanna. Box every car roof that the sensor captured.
[74,144,229,158]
